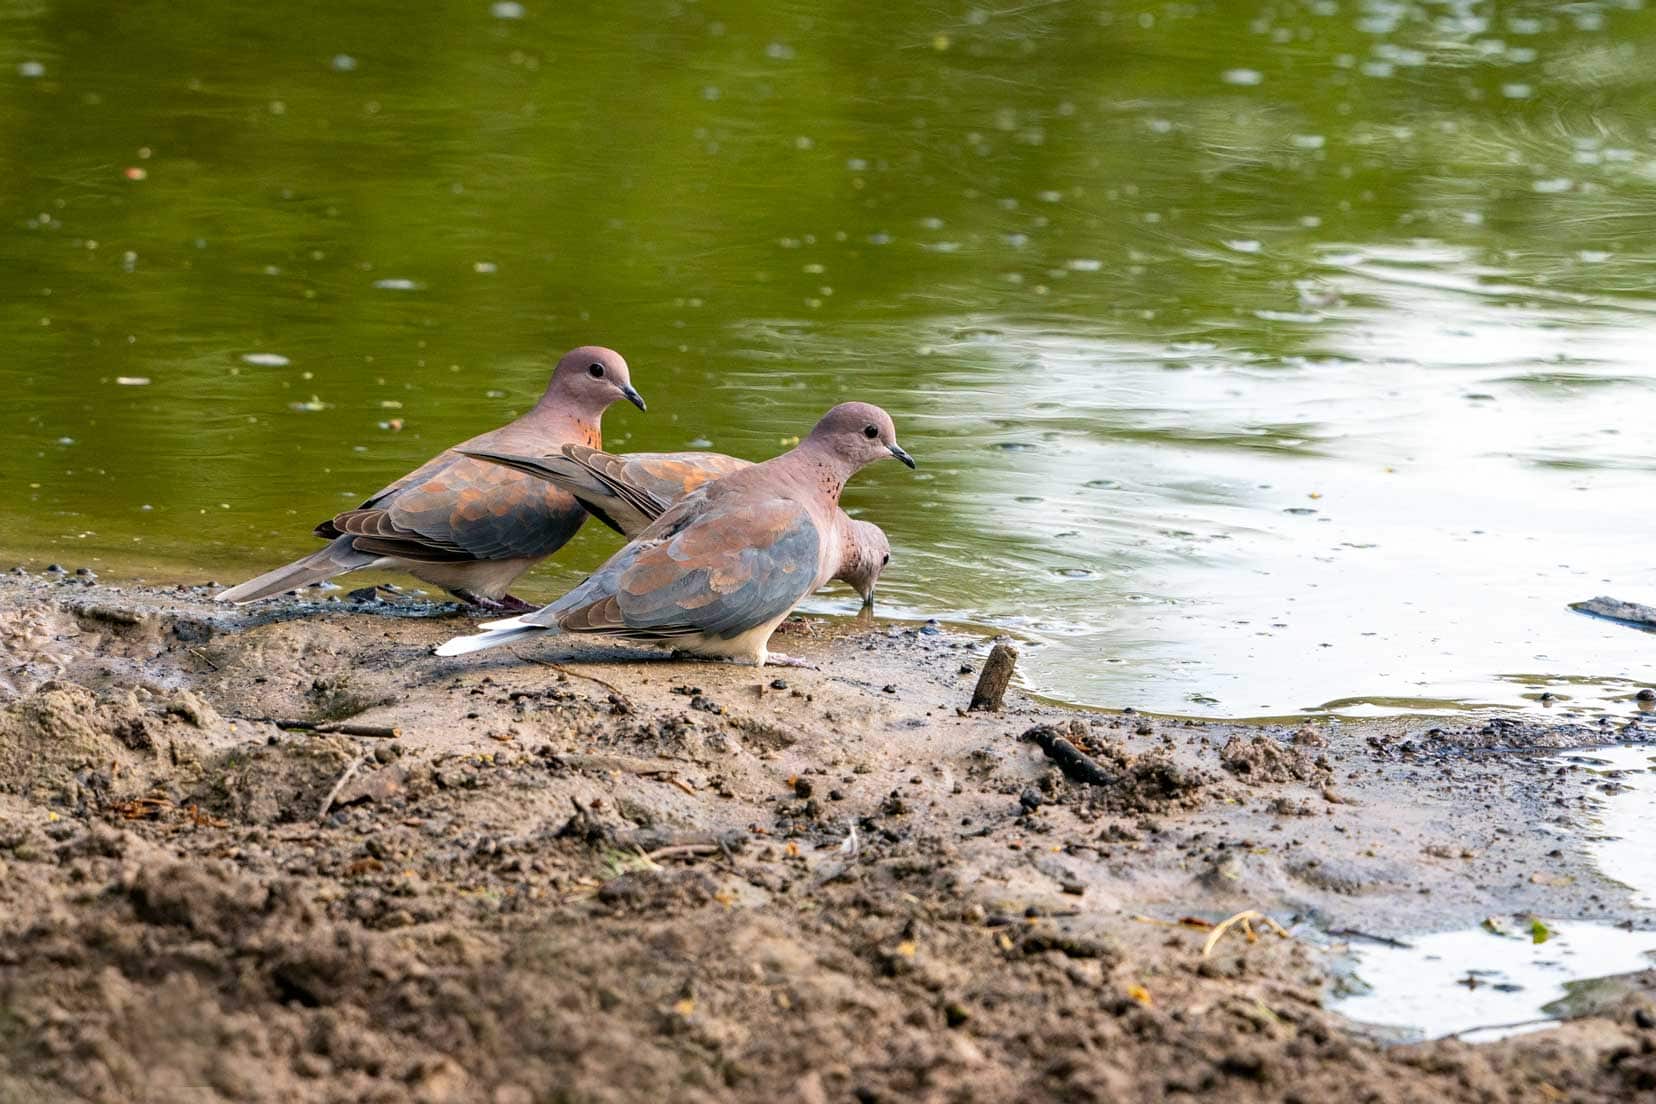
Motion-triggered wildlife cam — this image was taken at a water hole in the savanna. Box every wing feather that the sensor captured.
[547,497,820,642]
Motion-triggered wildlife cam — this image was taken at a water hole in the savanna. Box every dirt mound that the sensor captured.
[189,734,366,826]
[1220,733,1331,784]
[1022,722,1213,813]
[0,600,79,698]
[0,683,218,806]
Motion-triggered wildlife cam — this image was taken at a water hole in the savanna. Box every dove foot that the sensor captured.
[456,590,537,614]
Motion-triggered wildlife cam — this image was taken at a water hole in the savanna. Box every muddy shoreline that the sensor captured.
[2,572,1655,1102]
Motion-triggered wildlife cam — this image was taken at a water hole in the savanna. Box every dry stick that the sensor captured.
[1448,1016,1561,1038]
[246,717,402,739]
[612,827,746,853]
[555,753,684,777]
[644,843,722,862]
[317,752,370,821]
[1202,909,1291,957]
[520,652,633,709]
[1326,927,1414,949]
[969,644,1018,711]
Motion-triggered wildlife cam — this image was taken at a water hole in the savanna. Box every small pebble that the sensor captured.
[770,678,788,690]
[45,564,65,574]
[1637,689,1656,703]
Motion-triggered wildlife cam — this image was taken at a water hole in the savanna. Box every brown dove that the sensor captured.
[435,402,915,665]
[216,346,645,610]
[457,445,893,605]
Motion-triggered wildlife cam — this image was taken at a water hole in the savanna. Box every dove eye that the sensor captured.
[862,425,878,439]
[881,554,890,565]
[588,363,605,378]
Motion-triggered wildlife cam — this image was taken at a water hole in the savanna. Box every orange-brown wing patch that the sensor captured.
[548,497,820,641]
[327,452,586,564]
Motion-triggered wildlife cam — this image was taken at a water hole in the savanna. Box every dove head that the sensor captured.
[543,345,646,417]
[805,402,917,473]
[840,519,891,606]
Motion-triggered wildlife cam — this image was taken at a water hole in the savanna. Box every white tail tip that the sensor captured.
[433,625,539,657]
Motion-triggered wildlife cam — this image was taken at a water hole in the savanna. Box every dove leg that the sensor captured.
[454,590,537,614]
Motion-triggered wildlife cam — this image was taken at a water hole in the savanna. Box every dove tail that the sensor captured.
[433,624,543,657]
[215,536,377,604]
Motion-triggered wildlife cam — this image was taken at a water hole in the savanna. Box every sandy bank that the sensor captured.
[1,572,1654,1103]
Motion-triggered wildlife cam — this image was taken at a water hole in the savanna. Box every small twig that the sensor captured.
[317,752,370,821]
[1132,914,1217,931]
[611,827,747,854]
[519,652,634,709]
[188,647,220,671]
[318,722,401,738]
[244,717,402,739]
[1202,909,1291,957]
[1447,1015,1561,1038]
[643,843,721,861]
[1327,928,1414,949]
[553,752,684,777]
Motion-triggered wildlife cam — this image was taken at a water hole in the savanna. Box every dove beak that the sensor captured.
[621,385,647,412]
[887,442,917,469]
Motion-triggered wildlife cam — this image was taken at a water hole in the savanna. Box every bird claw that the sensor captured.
[458,591,537,614]
[763,653,817,669]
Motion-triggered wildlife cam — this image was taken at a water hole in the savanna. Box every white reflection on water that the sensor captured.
[789,243,1656,718]
[1572,746,1656,911]
[1332,923,1656,1043]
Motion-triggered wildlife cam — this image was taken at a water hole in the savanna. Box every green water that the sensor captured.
[4,0,1654,717]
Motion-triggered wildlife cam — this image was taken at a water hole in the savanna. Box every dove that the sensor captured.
[215,346,645,611]
[457,446,893,605]
[435,402,915,665]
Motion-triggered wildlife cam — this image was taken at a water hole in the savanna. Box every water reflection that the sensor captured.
[1,0,1654,717]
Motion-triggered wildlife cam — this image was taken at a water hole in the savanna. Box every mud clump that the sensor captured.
[190,734,364,825]
[1023,723,1211,813]
[1220,733,1331,784]
[0,683,212,806]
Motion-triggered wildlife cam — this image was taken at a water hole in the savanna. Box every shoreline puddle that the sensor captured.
[1333,744,1656,1042]
[1574,745,1656,910]
[1332,923,1656,1043]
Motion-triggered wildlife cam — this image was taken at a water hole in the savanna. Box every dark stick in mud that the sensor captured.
[969,643,1018,711]
[246,718,402,738]
[1021,724,1115,786]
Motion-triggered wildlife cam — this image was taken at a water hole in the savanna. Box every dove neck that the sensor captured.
[782,438,856,504]
[526,389,605,444]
